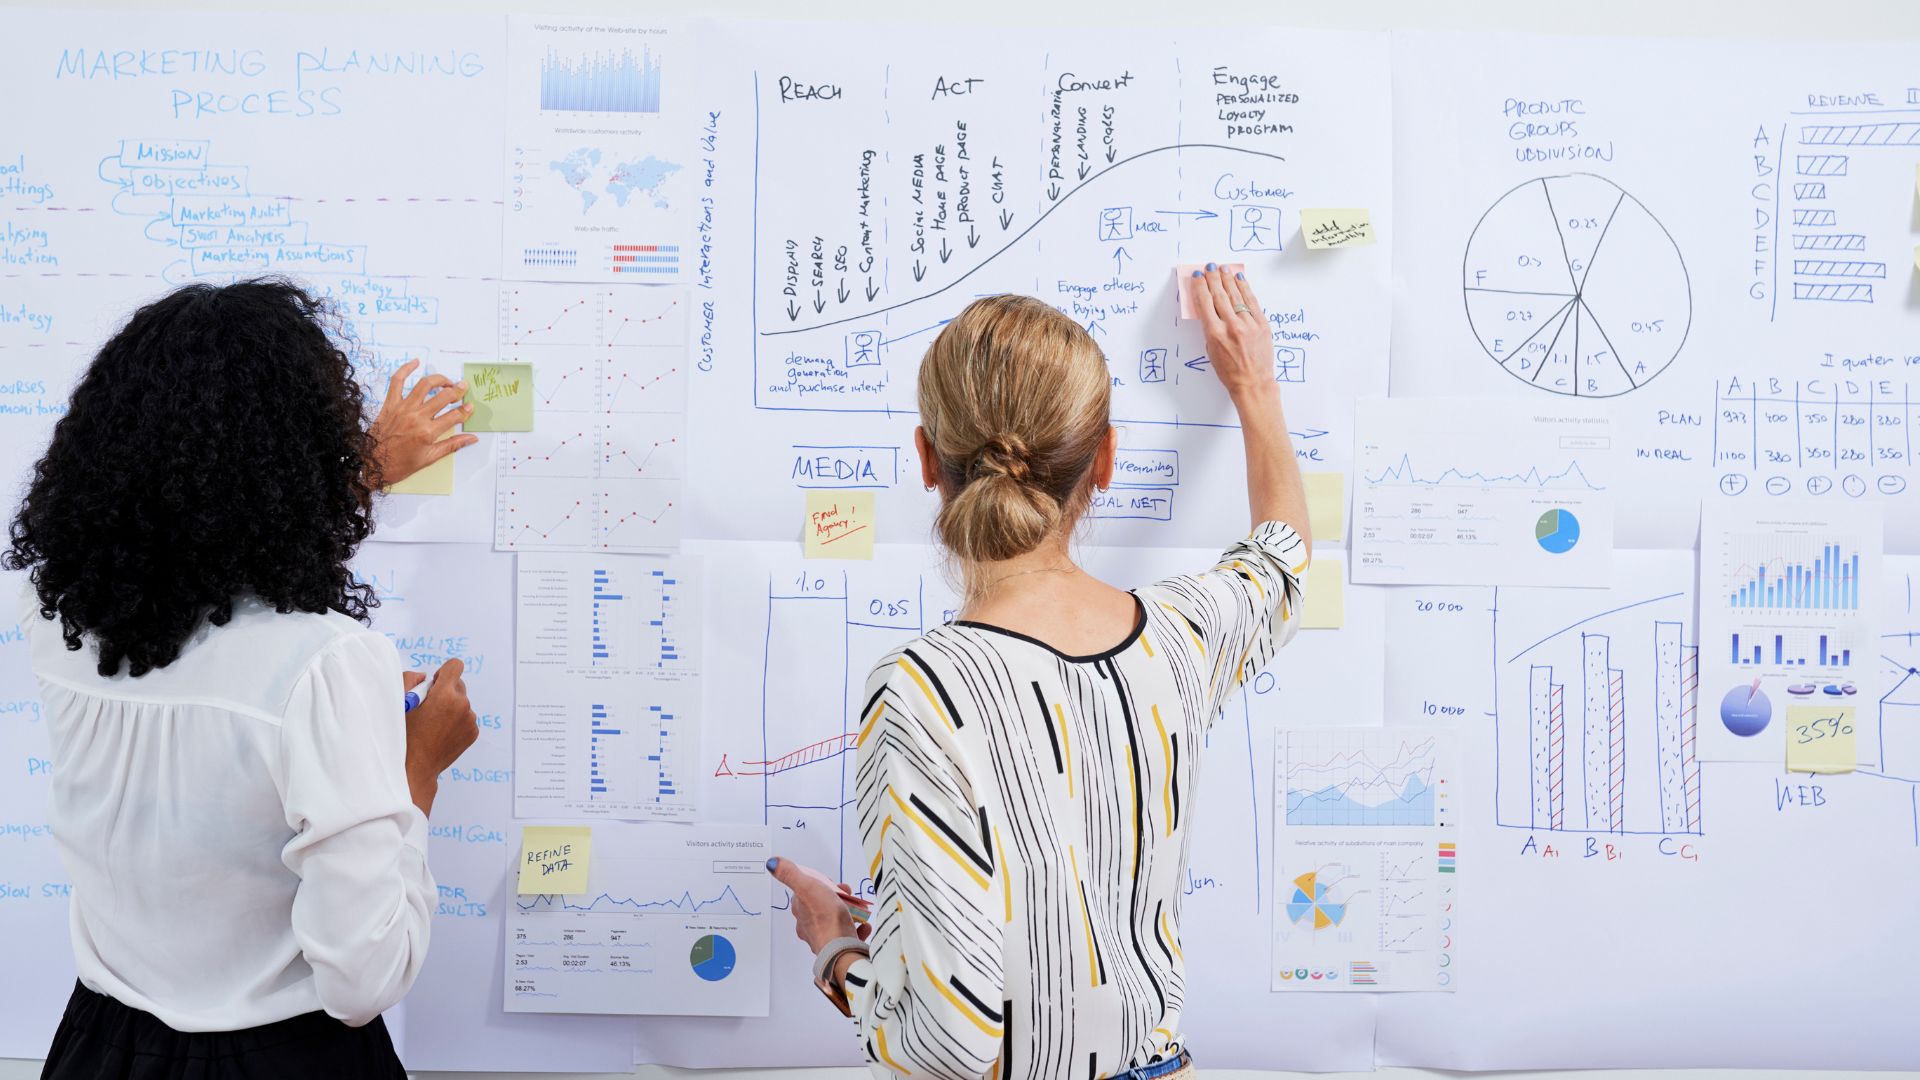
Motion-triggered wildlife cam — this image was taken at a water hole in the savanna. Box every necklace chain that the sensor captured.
[972,563,1079,599]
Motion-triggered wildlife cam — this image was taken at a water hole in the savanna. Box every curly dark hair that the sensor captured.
[4,279,379,677]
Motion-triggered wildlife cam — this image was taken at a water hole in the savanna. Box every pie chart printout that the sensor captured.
[1535,508,1581,554]
[1463,173,1691,397]
[1287,871,1350,930]
[690,933,737,982]
[1719,683,1773,738]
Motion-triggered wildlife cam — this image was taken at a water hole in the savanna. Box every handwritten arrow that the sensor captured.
[1155,209,1220,221]
[865,277,880,302]
[1112,246,1132,274]
[1046,182,1061,201]
[998,208,1015,230]
[785,300,801,322]
[1106,145,1117,164]
[813,290,826,314]
[912,260,926,282]
[1184,354,1210,372]
[1085,318,1107,338]
[938,237,952,264]
[836,280,849,304]
[966,224,980,249]
[1077,161,1091,181]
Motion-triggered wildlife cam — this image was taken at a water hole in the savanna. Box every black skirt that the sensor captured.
[42,982,407,1080]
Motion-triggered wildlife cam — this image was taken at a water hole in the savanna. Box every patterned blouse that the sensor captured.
[842,522,1308,1079]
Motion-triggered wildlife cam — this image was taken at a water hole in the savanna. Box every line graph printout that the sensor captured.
[507,823,770,1016]
[1282,729,1456,827]
[515,553,702,820]
[691,23,1393,547]
[1271,834,1457,993]
[1353,396,1615,587]
[495,283,688,553]
[503,16,689,282]
[1698,500,1882,764]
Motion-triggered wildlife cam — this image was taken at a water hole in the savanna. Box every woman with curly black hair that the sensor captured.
[5,279,482,1079]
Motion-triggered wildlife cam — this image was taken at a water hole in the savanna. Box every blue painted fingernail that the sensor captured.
[1237,272,1245,280]
[765,857,778,872]
[1191,270,1202,277]
[1206,262,1217,271]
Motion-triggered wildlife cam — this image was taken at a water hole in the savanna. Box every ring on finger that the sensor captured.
[1232,304,1252,314]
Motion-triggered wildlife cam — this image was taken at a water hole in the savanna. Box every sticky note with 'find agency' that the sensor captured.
[804,490,876,560]
[518,825,593,895]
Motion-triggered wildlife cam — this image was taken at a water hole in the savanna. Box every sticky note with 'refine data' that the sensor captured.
[1301,559,1345,630]
[463,362,535,432]
[385,432,456,496]
[1300,208,1375,249]
[1786,705,1856,774]
[1175,263,1246,319]
[518,825,592,894]
[804,490,876,559]
[1303,472,1346,542]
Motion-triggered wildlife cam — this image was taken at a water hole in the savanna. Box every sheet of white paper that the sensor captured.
[1375,549,1920,1069]
[684,19,1393,551]
[515,552,703,820]
[1697,499,1884,763]
[505,822,771,1016]
[350,542,641,1073]
[493,282,689,553]
[1352,396,1616,586]
[1272,730,1460,993]
[1392,30,1920,553]
[500,16,692,284]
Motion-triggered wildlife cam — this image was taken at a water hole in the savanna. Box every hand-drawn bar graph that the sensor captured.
[1503,584,1701,836]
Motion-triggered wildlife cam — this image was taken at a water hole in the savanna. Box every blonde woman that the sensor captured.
[770,265,1310,1080]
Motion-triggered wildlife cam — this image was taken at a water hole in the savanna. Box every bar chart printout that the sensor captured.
[1698,501,1883,764]
[506,823,771,1016]
[514,552,703,819]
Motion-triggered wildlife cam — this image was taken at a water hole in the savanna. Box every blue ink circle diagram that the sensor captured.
[689,933,736,982]
[1463,173,1691,398]
[1719,683,1773,738]
[1535,508,1580,554]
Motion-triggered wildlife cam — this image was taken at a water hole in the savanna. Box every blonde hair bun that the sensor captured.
[917,295,1112,564]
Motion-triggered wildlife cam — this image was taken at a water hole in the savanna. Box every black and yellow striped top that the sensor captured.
[843,522,1308,1079]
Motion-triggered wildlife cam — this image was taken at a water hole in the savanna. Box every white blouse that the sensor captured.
[24,588,433,1031]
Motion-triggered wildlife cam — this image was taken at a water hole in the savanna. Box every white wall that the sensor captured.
[0,0,1915,1077]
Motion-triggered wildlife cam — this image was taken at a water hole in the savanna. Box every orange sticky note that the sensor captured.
[804,490,876,559]
[1176,263,1246,319]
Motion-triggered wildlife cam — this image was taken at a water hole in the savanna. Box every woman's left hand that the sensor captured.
[368,359,478,488]
[768,856,867,953]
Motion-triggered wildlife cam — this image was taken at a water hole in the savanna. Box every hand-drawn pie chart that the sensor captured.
[1463,173,1691,398]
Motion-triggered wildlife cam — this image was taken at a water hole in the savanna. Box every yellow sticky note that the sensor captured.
[1303,472,1345,542]
[385,433,455,496]
[464,362,535,432]
[1786,705,1856,774]
[1302,559,1345,629]
[518,826,592,895]
[804,490,875,559]
[1300,208,1375,250]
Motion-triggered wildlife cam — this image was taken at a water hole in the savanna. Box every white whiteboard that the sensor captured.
[2,0,1919,1077]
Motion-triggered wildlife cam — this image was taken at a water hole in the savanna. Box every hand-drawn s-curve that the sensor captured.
[760,142,1289,337]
